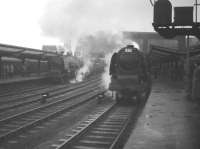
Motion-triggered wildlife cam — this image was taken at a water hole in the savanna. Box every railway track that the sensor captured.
[0,77,101,110]
[50,104,134,149]
[0,81,100,119]
[0,85,105,145]
[0,79,101,120]
[0,80,102,119]
[0,76,101,104]
[0,81,52,97]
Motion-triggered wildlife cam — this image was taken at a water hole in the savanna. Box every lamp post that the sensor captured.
[195,0,198,22]
[186,35,190,97]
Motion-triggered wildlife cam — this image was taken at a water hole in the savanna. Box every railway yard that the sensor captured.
[0,37,200,149]
[0,74,143,149]
[0,0,200,148]
[0,74,200,149]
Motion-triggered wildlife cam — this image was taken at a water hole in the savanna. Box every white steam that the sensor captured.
[131,41,140,49]
[71,38,78,56]
[76,58,92,82]
[40,0,152,46]
[101,39,141,90]
[40,0,146,84]
[101,53,113,89]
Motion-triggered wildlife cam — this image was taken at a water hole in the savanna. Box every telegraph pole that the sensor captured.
[196,0,198,22]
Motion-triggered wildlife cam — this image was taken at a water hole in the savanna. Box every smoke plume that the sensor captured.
[40,0,152,51]
[76,59,92,82]
[40,0,145,84]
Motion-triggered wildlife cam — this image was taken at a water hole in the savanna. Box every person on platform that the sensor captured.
[192,63,200,101]
[187,60,196,99]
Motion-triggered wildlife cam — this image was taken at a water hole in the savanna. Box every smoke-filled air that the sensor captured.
[40,0,146,86]
[40,0,152,50]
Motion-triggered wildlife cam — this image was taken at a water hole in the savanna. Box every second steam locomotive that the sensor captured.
[109,45,151,104]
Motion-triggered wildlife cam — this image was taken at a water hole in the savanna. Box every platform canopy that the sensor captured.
[0,43,61,60]
[150,44,200,64]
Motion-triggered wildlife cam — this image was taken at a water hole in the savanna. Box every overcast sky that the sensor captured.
[0,0,196,49]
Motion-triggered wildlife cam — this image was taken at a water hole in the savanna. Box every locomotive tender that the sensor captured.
[109,45,151,104]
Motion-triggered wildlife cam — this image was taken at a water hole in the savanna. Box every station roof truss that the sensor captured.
[150,44,200,63]
[0,43,61,60]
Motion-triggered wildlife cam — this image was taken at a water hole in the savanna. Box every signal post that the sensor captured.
[152,0,200,98]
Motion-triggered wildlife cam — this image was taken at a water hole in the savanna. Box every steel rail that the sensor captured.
[0,78,101,113]
[0,83,50,97]
[0,75,101,97]
[0,87,105,144]
[54,105,134,149]
[0,83,100,125]
[0,76,101,104]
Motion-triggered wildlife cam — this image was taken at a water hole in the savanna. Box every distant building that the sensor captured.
[42,45,58,53]
[42,45,65,54]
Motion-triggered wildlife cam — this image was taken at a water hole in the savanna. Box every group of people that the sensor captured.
[0,64,14,79]
[152,60,184,81]
[189,60,200,101]
[152,58,200,101]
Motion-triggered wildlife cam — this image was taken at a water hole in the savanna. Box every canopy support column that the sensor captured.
[38,59,41,75]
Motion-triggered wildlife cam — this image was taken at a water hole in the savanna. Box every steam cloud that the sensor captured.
[40,0,145,84]
[40,0,152,46]
[76,59,92,82]
[68,31,124,83]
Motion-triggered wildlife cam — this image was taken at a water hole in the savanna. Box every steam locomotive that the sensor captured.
[47,54,105,82]
[109,45,151,104]
[45,54,83,82]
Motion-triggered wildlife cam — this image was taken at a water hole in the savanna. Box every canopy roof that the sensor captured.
[0,43,61,60]
[150,44,200,63]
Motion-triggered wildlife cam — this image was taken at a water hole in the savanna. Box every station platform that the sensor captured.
[0,73,48,85]
[124,79,200,149]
